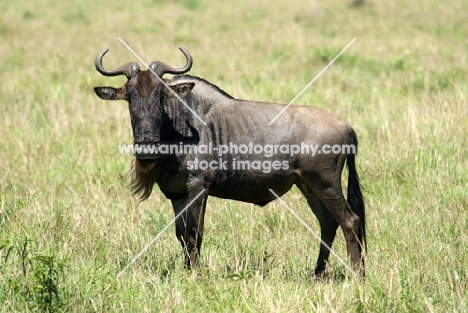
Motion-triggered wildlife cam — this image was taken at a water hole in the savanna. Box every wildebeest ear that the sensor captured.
[94,87,126,101]
[164,82,195,99]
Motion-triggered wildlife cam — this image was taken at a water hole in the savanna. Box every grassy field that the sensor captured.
[1,0,467,311]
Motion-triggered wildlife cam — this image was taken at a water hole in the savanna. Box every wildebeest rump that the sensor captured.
[94,47,366,276]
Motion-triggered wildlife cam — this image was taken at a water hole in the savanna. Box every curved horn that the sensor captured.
[95,48,140,79]
[149,47,193,77]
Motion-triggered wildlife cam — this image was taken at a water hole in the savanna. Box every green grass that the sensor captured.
[1,0,468,311]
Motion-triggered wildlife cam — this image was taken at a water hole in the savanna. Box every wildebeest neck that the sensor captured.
[160,75,233,142]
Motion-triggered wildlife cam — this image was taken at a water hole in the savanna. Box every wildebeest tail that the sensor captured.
[346,130,366,251]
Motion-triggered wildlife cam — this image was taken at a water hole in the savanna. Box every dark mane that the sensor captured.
[172,75,234,99]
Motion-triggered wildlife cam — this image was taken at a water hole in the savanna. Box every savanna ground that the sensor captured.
[1,0,467,311]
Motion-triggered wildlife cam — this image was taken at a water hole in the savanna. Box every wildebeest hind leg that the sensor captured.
[171,193,208,269]
[300,178,362,273]
[319,189,361,273]
[296,181,339,276]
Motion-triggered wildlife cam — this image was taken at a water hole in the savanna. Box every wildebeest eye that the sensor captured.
[102,89,114,98]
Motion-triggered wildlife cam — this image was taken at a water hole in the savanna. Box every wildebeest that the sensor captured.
[94,47,366,276]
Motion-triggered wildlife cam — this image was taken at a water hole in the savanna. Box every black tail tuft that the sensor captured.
[346,130,366,251]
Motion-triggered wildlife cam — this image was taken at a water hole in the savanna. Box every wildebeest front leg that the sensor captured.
[171,192,208,268]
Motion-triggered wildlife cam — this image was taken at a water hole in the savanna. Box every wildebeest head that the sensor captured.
[94,47,194,161]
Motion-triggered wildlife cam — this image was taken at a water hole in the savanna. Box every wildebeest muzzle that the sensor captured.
[134,130,161,160]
